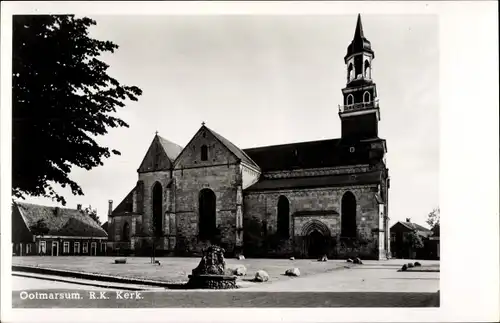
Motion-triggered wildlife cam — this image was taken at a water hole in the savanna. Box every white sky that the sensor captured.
[23,14,439,227]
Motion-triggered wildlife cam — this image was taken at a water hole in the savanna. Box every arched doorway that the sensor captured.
[152,182,163,235]
[341,191,357,238]
[307,230,326,259]
[302,220,331,258]
[199,188,217,241]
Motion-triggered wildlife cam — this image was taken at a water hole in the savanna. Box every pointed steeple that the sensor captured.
[354,13,364,40]
[345,14,374,62]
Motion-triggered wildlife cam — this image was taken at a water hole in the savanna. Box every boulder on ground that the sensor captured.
[285,268,300,277]
[353,257,363,264]
[237,254,245,260]
[114,258,127,264]
[401,264,408,271]
[289,257,295,260]
[255,270,269,282]
[346,258,353,263]
[232,265,247,276]
[407,262,414,268]
[414,262,421,267]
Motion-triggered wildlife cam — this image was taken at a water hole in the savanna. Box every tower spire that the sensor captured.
[354,14,364,40]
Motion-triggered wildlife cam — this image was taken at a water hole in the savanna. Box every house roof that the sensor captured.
[243,138,385,172]
[391,221,431,233]
[101,221,108,232]
[245,171,382,191]
[14,201,108,238]
[206,126,261,170]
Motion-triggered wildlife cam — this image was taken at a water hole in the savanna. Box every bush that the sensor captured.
[401,264,408,271]
[414,262,422,267]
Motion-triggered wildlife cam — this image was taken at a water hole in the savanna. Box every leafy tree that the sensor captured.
[406,230,424,259]
[426,207,440,228]
[84,205,100,225]
[12,15,142,205]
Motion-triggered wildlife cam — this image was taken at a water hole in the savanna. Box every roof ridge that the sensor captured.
[243,137,343,152]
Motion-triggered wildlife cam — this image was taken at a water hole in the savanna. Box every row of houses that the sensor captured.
[12,201,108,256]
[12,201,439,259]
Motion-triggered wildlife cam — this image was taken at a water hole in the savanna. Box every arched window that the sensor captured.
[152,182,163,236]
[122,222,130,242]
[341,191,357,238]
[277,196,290,238]
[347,63,354,82]
[347,94,354,106]
[363,91,371,103]
[364,60,371,79]
[201,145,208,161]
[199,188,217,241]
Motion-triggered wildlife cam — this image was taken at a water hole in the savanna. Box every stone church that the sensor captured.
[107,15,391,260]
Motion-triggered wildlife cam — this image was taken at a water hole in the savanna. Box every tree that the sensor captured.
[84,205,100,225]
[426,208,440,236]
[12,15,142,205]
[406,230,424,259]
[148,220,164,264]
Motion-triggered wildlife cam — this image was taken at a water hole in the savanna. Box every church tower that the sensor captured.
[339,14,380,141]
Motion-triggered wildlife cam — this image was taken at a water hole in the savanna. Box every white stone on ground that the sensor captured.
[285,268,301,277]
[255,270,269,282]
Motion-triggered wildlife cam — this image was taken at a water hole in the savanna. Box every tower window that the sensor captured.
[201,145,208,161]
[347,94,354,105]
[363,91,371,103]
[347,63,354,82]
[364,60,371,79]
[349,147,355,153]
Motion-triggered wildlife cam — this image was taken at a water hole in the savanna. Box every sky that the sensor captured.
[22,14,439,227]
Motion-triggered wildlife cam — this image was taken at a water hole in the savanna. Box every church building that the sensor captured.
[107,15,391,260]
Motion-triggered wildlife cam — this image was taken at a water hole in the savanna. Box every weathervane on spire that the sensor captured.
[202,121,205,126]
[155,130,158,136]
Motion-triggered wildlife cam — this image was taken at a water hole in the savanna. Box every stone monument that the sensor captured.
[186,245,237,289]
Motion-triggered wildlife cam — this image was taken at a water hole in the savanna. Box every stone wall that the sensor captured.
[243,184,384,259]
[137,170,172,237]
[173,163,241,256]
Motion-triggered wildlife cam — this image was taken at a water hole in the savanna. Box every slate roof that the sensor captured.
[397,221,431,232]
[243,138,384,172]
[206,126,261,170]
[246,171,382,191]
[112,188,135,215]
[158,135,183,161]
[14,202,108,238]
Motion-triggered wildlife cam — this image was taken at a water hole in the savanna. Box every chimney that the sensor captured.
[108,200,113,216]
[77,204,82,211]
[406,218,411,223]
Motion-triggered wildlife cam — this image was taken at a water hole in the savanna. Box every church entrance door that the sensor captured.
[307,230,326,259]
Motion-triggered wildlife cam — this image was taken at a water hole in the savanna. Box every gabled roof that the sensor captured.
[243,138,385,172]
[158,135,184,161]
[112,188,135,215]
[205,126,261,170]
[101,221,108,232]
[391,221,431,233]
[14,201,107,238]
[138,134,183,173]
